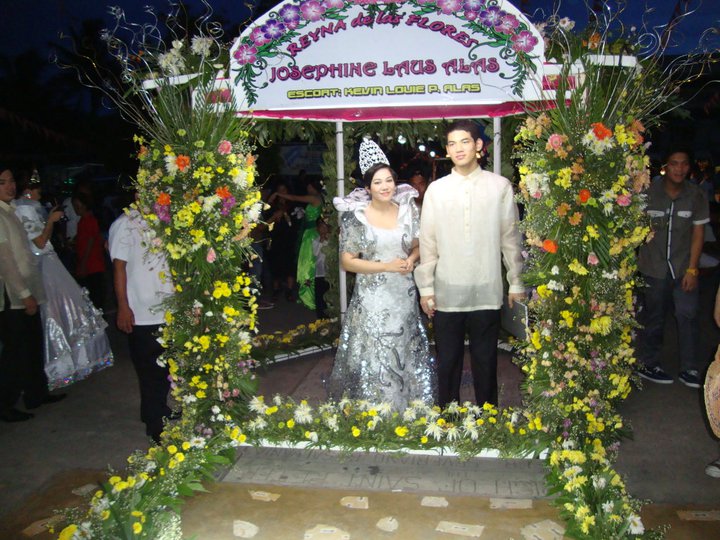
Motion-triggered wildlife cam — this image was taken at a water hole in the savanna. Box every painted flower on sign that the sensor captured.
[300,0,327,21]
[438,0,463,15]
[262,20,287,40]
[233,45,258,65]
[250,27,271,46]
[512,30,539,53]
[497,13,519,34]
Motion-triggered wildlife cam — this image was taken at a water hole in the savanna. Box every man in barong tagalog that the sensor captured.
[414,119,525,408]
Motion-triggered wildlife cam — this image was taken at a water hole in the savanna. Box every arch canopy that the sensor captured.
[228,0,550,121]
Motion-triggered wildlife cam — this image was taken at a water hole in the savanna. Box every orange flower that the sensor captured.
[246,155,256,166]
[176,154,191,172]
[578,189,591,203]
[568,212,583,226]
[137,145,148,159]
[542,239,558,254]
[586,32,601,50]
[216,186,231,199]
[556,203,571,217]
[156,192,171,206]
[591,122,612,141]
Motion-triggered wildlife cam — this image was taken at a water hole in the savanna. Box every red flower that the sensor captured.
[176,154,191,172]
[543,239,558,253]
[156,192,171,206]
[591,122,612,141]
[578,189,591,204]
[216,186,232,199]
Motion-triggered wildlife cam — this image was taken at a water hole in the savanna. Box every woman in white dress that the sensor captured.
[14,179,113,390]
[327,141,437,410]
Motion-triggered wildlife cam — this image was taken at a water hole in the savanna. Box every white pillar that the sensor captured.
[335,121,348,320]
[493,116,501,176]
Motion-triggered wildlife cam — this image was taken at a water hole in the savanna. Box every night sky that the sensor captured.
[1,0,717,59]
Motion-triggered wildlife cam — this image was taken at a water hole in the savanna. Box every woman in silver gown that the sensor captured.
[14,183,113,390]
[328,148,437,410]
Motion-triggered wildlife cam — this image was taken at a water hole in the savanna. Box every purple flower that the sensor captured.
[221,196,237,216]
[233,44,258,65]
[261,19,287,40]
[511,30,538,53]
[250,27,270,46]
[278,3,301,23]
[496,13,519,34]
[464,10,478,21]
[153,203,171,223]
[478,6,503,27]
[300,0,326,21]
[437,0,462,14]
[324,0,344,8]
[463,0,484,12]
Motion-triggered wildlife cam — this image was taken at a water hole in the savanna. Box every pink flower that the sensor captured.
[438,0,462,14]
[616,194,632,207]
[206,247,217,263]
[250,27,270,46]
[217,140,233,155]
[233,44,258,65]
[324,0,344,8]
[546,133,565,151]
[511,30,539,53]
[300,0,326,21]
[587,252,599,266]
[496,13,519,34]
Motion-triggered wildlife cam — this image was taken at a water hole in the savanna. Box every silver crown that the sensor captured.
[359,139,390,175]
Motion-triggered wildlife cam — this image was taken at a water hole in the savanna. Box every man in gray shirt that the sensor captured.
[636,147,709,388]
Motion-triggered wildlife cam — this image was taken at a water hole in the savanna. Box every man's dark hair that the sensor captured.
[362,163,398,189]
[445,120,481,142]
[664,146,693,164]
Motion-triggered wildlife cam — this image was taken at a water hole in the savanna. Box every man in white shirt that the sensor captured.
[414,120,525,407]
[109,205,174,443]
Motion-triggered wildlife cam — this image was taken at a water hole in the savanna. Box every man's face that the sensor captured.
[409,174,427,196]
[446,130,483,169]
[665,152,690,185]
[0,169,16,203]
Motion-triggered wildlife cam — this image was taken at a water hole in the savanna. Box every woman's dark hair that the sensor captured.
[304,177,325,196]
[361,163,397,188]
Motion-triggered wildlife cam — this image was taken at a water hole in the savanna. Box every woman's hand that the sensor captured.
[385,258,413,274]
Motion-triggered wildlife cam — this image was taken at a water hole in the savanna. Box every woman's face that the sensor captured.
[367,167,395,202]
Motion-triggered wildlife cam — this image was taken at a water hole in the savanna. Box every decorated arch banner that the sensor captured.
[229,0,546,120]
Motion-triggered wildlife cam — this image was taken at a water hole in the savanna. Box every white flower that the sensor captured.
[628,514,644,535]
[601,270,619,280]
[202,195,220,212]
[294,402,314,424]
[232,169,248,188]
[402,408,418,422]
[601,501,614,513]
[558,17,575,31]
[247,202,262,222]
[158,49,186,76]
[191,36,214,56]
[183,394,198,404]
[324,414,339,432]
[247,417,267,431]
[189,436,207,448]
[273,395,283,406]
[562,438,576,450]
[425,422,443,441]
[445,425,460,442]
[305,431,318,443]
[164,154,179,175]
[592,475,607,489]
[445,402,460,415]
[523,172,550,198]
[249,396,267,414]
[211,405,221,414]
[547,280,564,291]
[376,402,393,417]
[172,39,184,50]
[551,265,560,275]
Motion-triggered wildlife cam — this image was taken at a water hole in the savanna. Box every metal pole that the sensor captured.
[493,116,501,176]
[336,120,347,320]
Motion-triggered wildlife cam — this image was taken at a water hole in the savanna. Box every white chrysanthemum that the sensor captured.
[318,403,336,416]
[551,265,560,275]
[272,395,283,406]
[171,39,184,50]
[164,154,179,175]
[592,476,607,489]
[338,397,351,410]
[426,408,441,422]
[211,405,221,414]
[202,195,220,213]
[191,36,213,56]
[402,408,417,422]
[189,436,207,449]
[601,270,619,279]
[446,425,460,442]
[324,414,339,432]
[523,172,550,197]
[424,422,443,441]
[628,514,644,535]
[158,49,185,76]
[582,132,615,155]
[249,396,267,414]
[183,394,198,404]
[376,402,392,417]
[247,417,267,431]
[294,402,314,424]
[232,169,248,188]
[445,402,460,415]
[562,439,576,450]
[356,399,371,411]
[547,280,564,291]
[247,202,262,222]
[601,501,614,513]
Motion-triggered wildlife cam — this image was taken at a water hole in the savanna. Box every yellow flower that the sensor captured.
[568,259,589,275]
[589,316,612,335]
[420,435,428,444]
[167,445,177,455]
[133,521,143,534]
[395,426,409,437]
[287,419,295,428]
[351,426,361,437]
[58,524,78,540]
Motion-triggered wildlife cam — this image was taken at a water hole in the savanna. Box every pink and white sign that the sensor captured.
[229,0,547,121]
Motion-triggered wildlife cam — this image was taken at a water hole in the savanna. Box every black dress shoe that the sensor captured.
[0,408,34,422]
[24,393,67,410]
